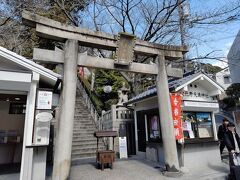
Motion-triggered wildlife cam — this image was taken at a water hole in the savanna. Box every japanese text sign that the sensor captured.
[170,93,183,140]
[37,91,53,110]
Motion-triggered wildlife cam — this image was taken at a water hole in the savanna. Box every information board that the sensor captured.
[37,91,53,110]
[119,137,128,159]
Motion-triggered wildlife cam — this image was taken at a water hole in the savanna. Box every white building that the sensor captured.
[215,68,232,90]
[0,46,61,179]
[227,30,240,84]
[125,71,225,171]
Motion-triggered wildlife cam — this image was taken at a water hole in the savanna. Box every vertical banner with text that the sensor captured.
[170,93,183,140]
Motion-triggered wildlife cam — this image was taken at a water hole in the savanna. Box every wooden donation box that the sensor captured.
[94,131,118,170]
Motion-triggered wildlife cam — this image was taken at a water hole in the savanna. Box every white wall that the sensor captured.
[0,101,25,164]
[228,30,240,84]
[215,68,231,90]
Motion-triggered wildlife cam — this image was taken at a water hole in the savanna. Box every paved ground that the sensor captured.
[70,156,229,180]
[0,156,230,180]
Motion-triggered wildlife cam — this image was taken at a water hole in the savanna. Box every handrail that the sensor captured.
[76,78,102,130]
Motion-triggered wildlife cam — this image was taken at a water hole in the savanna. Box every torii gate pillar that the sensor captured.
[156,54,180,172]
[52,39,78,180]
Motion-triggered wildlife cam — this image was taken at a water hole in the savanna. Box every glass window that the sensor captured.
[183,112,213,139]
[223,76,231,84]
[9,103,26,114]
[147,115,161,142]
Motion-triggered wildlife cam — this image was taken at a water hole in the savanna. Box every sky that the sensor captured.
[79,0,240,69]
[1,0,239,69]
[188,0,240,68]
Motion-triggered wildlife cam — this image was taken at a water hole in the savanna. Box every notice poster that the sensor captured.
[170,94,183,140]
[37,91,53,110]
[149,115,160,139]
[119,137,128,159]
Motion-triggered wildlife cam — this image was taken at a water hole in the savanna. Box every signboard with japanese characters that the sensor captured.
[37,91,53,110]
[119,137,128,159]
[170,93,183,140]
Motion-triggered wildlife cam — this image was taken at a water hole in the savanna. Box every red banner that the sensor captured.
[170,93,183,140]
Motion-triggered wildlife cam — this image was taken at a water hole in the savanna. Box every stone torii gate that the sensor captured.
[22,11,187,180]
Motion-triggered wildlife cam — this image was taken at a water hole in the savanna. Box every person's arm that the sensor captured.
[236,133,240,147]
[217,126,223,140]
[224,133,234,152]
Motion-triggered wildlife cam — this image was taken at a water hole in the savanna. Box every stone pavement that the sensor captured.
[70,156,229,180]
[0,156,229,180]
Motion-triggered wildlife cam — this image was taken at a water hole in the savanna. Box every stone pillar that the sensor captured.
[156,54,180,172]
[53,39,78,180]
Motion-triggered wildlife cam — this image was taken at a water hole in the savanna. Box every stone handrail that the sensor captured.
[101,105,133,131]
[76,78,102,130]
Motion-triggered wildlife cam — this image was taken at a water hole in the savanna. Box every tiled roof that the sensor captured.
[125,71,203,104]
[0,46,61,81]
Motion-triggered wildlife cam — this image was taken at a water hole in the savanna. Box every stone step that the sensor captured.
[73,123,96,128]
[73,132,96,135]
[73,119,94,123]
[71,152,96,159]
[72,147,105,154]
[72,137,96,141]
[72,139,97,144]
[73,133,95,138]
[73,124,95,128]
[72,134,95,137]
[74,119,93,122]
[72,135,96,140]
[72,146,105,152]
[73,130,95,134]
[72,141,104,147]
[74,116,93,119]
[73,126,95,129]
[74,113,91,117]
[74,104,87,108]
[72,136,96,140]
[71,89,104,159]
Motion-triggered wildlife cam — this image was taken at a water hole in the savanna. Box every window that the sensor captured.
[9,103,26,114]
[224,76,231,84]
[182,112,213,140]
[147,114,161,142]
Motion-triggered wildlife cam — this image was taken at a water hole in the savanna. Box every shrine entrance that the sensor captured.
[21,11,188,180]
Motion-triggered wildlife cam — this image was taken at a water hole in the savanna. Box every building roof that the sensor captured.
[0,46,61,86]
[125,71,224,105]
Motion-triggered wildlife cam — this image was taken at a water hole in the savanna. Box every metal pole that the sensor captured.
[52,39,78,180]
[177,0,188,72]
[156,54,180,172]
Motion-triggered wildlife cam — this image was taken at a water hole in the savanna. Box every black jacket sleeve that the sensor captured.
[236,133,240,148]
[218,125,223,140]
[224,133,234,152]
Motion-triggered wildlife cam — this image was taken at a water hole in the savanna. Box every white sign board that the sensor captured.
[37,91,53,110]
[36,112,53,122]
[119,137,128,159]
[184,101,219,108]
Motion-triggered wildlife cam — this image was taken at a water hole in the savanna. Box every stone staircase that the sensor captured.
[71,90,105,162]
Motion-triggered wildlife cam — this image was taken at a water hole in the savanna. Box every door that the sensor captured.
[126,121,136,155]
[137,111,146,152]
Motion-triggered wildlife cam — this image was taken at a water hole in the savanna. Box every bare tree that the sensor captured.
[0,0,89,55]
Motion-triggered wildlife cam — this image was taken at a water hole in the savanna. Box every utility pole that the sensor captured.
[178,0,190,72]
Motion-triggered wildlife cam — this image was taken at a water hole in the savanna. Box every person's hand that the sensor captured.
[231,150,235,153]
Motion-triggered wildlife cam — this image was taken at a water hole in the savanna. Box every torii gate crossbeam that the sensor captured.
[21,11,188,180]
